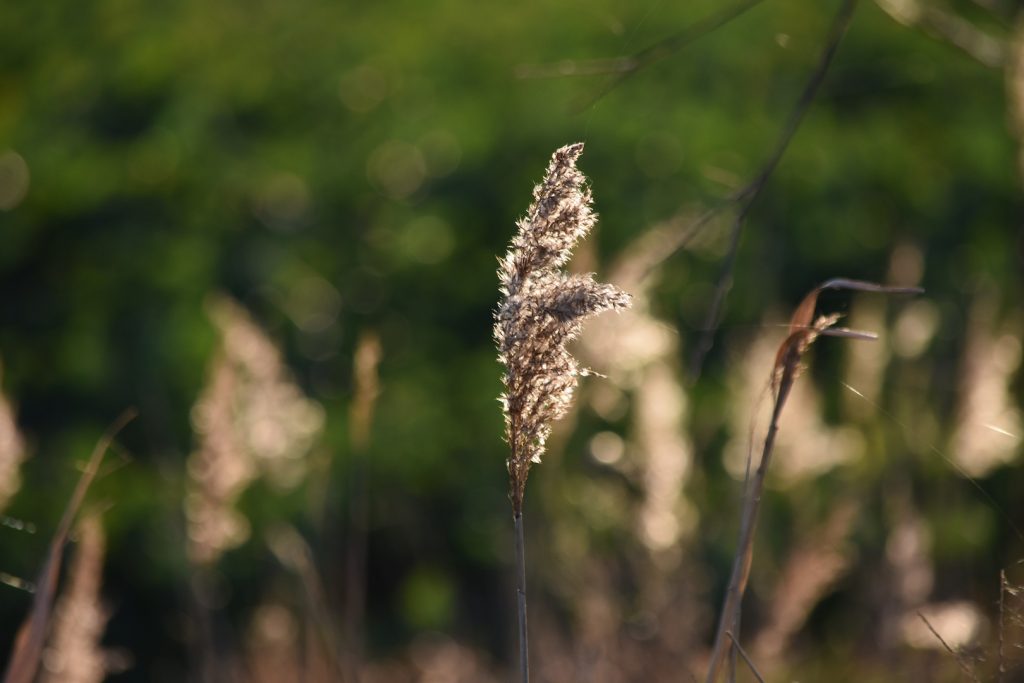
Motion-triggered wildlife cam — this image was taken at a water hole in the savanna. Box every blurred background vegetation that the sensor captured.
[1,0,1023,680]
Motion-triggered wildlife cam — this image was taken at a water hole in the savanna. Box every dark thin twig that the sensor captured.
[688,0,858,382]
[515,0,768,93]
[917,611,982,683]
[572,0,770,111]
[638,205,724,283]
[726,632,766,683]
[514,512,529,683]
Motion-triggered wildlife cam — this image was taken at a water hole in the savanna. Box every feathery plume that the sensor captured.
[495,142,631,514]
[495,143,630,683]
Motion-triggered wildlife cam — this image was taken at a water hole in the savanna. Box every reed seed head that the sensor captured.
[495,143,631,514]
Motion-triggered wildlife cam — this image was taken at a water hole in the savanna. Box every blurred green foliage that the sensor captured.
[1,0,1022,680]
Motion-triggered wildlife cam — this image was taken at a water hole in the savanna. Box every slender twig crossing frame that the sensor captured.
[689,0,858,381]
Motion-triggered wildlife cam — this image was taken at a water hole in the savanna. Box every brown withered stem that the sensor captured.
[495,143,631,683]
[704,279,921,683]
[3,410,135,683]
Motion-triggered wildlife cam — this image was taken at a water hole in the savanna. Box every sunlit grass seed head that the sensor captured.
[495,143,631,514]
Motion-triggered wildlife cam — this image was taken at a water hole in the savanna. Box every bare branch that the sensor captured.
[514,0,769,106]
[689,0,858,382]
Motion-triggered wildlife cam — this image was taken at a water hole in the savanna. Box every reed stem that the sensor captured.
[705,375,793,683]
[514,511,529,683]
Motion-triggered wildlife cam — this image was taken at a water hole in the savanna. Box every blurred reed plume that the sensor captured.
[950,296,1022,477]
[495,142,631,682]
[0,360,26,512]
[185,295,325,566]
[752,500,859,667]
[38,514,116,683]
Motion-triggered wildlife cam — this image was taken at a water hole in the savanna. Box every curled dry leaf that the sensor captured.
[772,278,924,400]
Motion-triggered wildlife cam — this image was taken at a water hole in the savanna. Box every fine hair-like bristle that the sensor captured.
[495,143,631,514]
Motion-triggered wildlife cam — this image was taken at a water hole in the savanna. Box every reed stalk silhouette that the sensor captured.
[704,279,921,683]
[494,143,631,682]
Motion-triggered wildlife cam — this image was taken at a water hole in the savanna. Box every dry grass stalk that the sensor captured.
[343,330,382,683]
[495,142,631,683]
[2,411,134,683]
[266,525,347,682]
[349,331,382,454]
[704,279,920,683]
[38,514,111,683]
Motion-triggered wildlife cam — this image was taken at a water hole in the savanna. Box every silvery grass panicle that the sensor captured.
[495,142,630,683]
[495,142,631,515]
